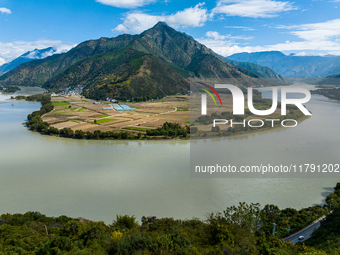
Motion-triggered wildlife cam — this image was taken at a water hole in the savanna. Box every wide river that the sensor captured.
[0,84,339,223]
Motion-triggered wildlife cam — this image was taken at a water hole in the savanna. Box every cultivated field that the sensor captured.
[43,95,191,134]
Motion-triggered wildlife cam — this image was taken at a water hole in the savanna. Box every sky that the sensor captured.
[1,0,340,65]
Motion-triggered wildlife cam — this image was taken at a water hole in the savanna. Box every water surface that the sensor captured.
[0,84,338,223]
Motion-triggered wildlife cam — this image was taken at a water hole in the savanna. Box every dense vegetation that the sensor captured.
[35,123,190,140]
[25,94,54,133]
[0,85,21,93]
[3,182,339,254]
[146,122,189,138]
[305,183,340,254]
[75,48,190,101]
[46,128,142,140]
[312,87,340,101]
[0,201,329,255]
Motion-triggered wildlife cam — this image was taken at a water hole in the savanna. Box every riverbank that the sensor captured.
[1,84,339,227]
[312,86,340,101]
[20,93,191,140]
[1,181,338,254]
[18,88,312,140]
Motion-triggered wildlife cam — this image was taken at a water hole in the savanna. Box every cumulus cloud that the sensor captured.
[197,19,340,57]
[114,3,208,34]
[197,38,245,57]
[0,7,11,14]
[277,19,340,42]
[212,0,297,18]
[95,0,156,8]
[0,39,77,65]
[197,31,252,56]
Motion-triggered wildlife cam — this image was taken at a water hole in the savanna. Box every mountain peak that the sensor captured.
[153,21,169,28]
[145,21,176,34]
[0,47,57,73]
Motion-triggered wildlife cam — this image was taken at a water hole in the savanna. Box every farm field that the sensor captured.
[43,94,191,135]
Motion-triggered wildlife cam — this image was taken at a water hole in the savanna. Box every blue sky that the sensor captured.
[1,0,340,65]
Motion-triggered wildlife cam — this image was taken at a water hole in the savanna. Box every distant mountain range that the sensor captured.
[0,22,285,100]
[228,51,340,78]
[0,47,57,74]
[317,74,340,86]
[224,58,286,82]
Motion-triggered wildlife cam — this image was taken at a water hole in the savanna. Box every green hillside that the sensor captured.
[43,46,190,100]
[0,34,136,87]
[0,22,280,100]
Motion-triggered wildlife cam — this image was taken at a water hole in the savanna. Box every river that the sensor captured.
[0,84,339,223]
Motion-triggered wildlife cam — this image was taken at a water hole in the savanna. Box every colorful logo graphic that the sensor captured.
[199,82,222,106]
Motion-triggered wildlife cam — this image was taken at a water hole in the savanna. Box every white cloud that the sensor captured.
[0,7,11,14]
[197,31,252,56]
[25,48,56,59]
[212,0,297,18]
[292,52,328,56]
[0,58,6,66]
[198,19,340,57]
[197,37,245,57]
[225,26,255,31]
[206,30,252,40]
[114,3,208,34]
[0,39,77,65]
[95,0,156,8]
[278,19,340,42]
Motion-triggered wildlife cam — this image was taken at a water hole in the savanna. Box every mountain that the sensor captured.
[0,47,57,73]
[228,51,340,78]
[0,22,277,100]
[224,58,287,83]
[0,35,136,86]
[44,46,191,100]
[317,74,340,86]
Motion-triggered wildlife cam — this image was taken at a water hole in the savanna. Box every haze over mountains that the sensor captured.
[228,51,340,78]
[0,47,57,74]
[224,58,285,82]
[0,22,286,100]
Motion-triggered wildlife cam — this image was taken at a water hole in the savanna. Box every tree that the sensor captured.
[75,130,85,139]
[93,130,101,139]
[191,127,198,134]
[112,215,138,230]
[61,128,74,138]
[211,126,220,132]
[261,204,281,223]
[222,202,261,234]
[326,193,340,209]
